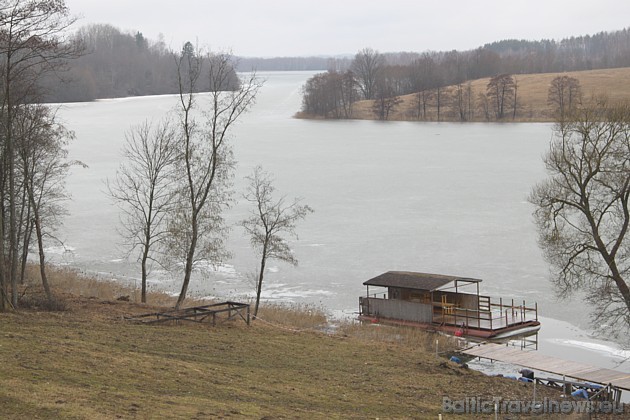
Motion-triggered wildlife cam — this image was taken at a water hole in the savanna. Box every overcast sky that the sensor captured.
[65,0,630,57]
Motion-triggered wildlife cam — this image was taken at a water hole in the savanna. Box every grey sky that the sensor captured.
[65,0,630,57]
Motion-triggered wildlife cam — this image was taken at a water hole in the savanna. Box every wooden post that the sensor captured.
[477,308,481,328]
[490,310,493,330]
[464,309,468,329]
[246,304,251,325]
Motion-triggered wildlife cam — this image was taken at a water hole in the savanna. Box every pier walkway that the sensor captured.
[462,343,630,400]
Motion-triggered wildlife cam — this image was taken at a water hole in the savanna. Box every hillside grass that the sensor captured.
[0,267,607,419]
[351,67,630,122]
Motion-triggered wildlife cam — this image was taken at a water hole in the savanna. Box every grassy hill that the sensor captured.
[0,269,606,419]
[352,67,630,122]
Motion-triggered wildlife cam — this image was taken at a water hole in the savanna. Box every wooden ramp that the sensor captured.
[462,343,630,391]
[124,302,250,326]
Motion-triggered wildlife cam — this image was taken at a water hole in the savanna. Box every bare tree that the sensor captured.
[170,48,261,309]
[530,100,630,338]
[452,83,475,121]
[14,104,76,302]
[477,92,491,121]
[300,70,357,119]
[339,70,357,118]
[466,82,475,121]
[434,86,451,122]
[372,76,402,121]
[512,77,519,120]
[0,0,81,309]
[548,75,582,122]
[486,74,515,120]
[412,90,434,120]
[241,166,313,317]
[108,119,178,303]
[351,48,385,100]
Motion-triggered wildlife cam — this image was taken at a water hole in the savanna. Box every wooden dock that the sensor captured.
[124,302,251,326]
[462,343,630,391]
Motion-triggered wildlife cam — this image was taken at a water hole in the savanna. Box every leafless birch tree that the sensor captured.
[0,0,81,309]
[14,104,77,302]
[351,48,385,100]
[241,166,313,317]
[170,48,261,309]
[108,119,178,303]
[486,74,515,120]
[548,75,582,123]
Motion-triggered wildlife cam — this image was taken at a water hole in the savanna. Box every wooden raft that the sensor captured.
[124,302,250,326]
[462,342,630,391]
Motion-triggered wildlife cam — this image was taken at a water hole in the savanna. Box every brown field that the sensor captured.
[352,67,630,122]
[0,267,615,418]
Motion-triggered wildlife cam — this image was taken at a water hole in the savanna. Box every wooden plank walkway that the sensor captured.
[124,302,251,326]
[462,343,630,391]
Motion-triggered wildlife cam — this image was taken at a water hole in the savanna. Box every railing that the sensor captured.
[436,297,538,331]
[360,295,538,332]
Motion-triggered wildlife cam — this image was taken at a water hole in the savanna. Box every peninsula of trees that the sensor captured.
[299,28,630,122]
[38,25,630,109]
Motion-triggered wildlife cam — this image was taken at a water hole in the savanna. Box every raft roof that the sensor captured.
[363,271,482,292]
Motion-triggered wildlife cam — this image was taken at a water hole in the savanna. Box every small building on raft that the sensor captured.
[358,271,540,340]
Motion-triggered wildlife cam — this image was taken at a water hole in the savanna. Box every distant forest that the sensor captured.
[300,28,630,120]
[40,24,239,102]
[42,25,630,103]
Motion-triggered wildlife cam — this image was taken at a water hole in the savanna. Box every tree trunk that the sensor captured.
[512,81,518,120]
[436,88,441,122]
[0,207,6,310]
[254,241,268,318]
[32,210,51,301]
[176,213,198,309]
[140,245,148,304]
[20,207,33,285]
[16,184,27,284]
[7,80,18,308]
[612,273,630,318]
[0,170,8,309]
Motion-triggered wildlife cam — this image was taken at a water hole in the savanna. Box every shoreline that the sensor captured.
[45,261,630,377]
[295,112,557,124]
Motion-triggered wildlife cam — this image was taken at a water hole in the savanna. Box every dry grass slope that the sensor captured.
[352,67,630,122]
[0,267,616,419]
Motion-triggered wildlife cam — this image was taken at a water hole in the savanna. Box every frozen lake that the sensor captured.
[55,71,630,374]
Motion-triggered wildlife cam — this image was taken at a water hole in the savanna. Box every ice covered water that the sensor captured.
[55,72,565,320]
[56,72,630,373]
[54,69,630,374]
